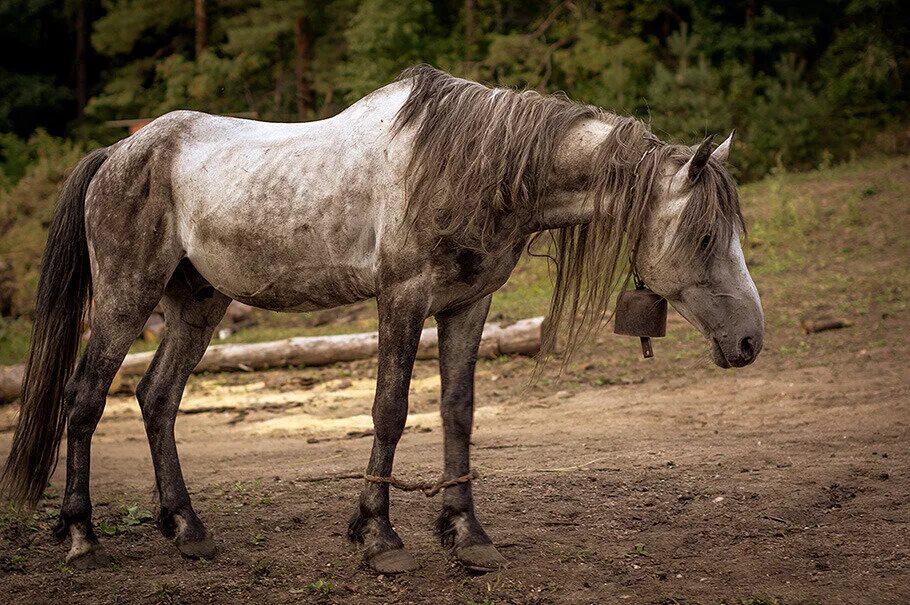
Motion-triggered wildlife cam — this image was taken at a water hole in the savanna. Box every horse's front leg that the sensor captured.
[434,295,506,571]
[348,285,429,574]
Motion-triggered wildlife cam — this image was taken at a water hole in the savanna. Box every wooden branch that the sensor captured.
[121,316,543,376]
[801,317,852,334]
[0,317,543,403]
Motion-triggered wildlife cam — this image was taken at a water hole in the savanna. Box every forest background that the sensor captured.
[0,0,907,321]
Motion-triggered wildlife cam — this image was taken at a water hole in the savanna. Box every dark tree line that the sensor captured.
[1,0,907,183]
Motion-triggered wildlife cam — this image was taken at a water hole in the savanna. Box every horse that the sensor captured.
[1,65,763,574]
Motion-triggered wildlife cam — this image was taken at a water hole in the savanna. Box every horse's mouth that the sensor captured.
[710,337,733,369]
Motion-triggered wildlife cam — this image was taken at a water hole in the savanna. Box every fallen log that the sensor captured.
[122,316,544,375]
[801,317,852,334]
[0,363,25,404]
[1,317,544,403]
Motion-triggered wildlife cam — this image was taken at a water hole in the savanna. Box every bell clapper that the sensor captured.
[640,336,653,359]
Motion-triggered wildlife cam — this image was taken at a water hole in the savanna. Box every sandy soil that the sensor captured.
[2,157,909,604]
[1,321,907,604]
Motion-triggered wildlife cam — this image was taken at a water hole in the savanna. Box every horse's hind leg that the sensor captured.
[135,261,230,558]
[57,291,165,567]
[434,295,505,571]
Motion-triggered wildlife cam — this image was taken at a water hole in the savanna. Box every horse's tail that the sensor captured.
[1,147,109,507]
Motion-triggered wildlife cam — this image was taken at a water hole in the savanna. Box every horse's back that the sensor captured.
[88,82,415,312]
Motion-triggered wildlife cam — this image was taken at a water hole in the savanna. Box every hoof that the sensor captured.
[65,523,110,569]
[367,548,419,574]
[455,544,506,572]
[66,543,111,569]
[174,513,217,559]
[176,532,216,559]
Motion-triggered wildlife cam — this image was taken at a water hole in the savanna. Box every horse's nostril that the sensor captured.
[739,336,755,360]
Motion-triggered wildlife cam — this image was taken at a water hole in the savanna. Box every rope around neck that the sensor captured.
[363,471,477,497]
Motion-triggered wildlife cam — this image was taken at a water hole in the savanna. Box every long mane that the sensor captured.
[394,65,744,359]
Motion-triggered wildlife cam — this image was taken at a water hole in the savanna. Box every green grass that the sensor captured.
[292,579,335,597]
[0,317,31,365]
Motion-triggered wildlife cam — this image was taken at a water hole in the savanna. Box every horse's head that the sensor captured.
[635,133,764,368]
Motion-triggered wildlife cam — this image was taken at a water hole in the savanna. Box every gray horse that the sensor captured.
[1,66,763,574]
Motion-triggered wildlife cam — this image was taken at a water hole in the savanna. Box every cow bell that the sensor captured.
[614,287,668,359]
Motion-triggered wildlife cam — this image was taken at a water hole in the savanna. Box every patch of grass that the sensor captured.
[249,532,267,546]
[122,505,154,526]
[626,543,650,558]
[253,494,274,507]
[1,552,28,572]
[96,504,154,536]
[96,519,126,537]
[252,557,275,578]
[146,581,183,605]
[293,579,335,597]
[0,505,41,533]
[0,316,31,365]
[557,546,596,564]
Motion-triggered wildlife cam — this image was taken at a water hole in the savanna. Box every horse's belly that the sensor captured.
[170,127,386,311]
[176,181,379,311]
[186,236,377,312]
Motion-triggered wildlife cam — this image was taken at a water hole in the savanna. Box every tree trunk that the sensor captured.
[0,318,544,403]
[195,0,207,58]
[465,0,476,63]
[293,16,313,120]
[119,317,543,378]
[74,0,88,116]
[320,87,334,118]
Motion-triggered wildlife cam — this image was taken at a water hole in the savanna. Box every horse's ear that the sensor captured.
[712,130,735,164]
[683,134,714,182]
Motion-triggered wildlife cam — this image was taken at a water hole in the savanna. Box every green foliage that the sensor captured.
[92,0,193,58]
[341,0,441,101]
[647,24,733,142]
[0,0,907,326]
[742,55,831,176]
[96,504,155,536]
[301,578,335,596]
[0,131,86,317]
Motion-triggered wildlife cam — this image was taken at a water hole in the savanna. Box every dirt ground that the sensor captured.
[1,158,909,604]
[0,317,907,604]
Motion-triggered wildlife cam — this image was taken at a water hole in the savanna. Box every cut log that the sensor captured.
[0,363,126,403]
[801,317,852,334]
[121,316,544,377]
[1,317,544,403]
[0,363,25,403]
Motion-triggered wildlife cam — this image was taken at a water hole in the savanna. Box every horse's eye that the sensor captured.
[699,235,712,252]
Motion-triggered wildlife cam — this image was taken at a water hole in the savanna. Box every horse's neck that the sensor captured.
[524,118,615,233]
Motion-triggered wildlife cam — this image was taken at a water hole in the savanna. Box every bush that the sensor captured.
[0,132,86,318]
